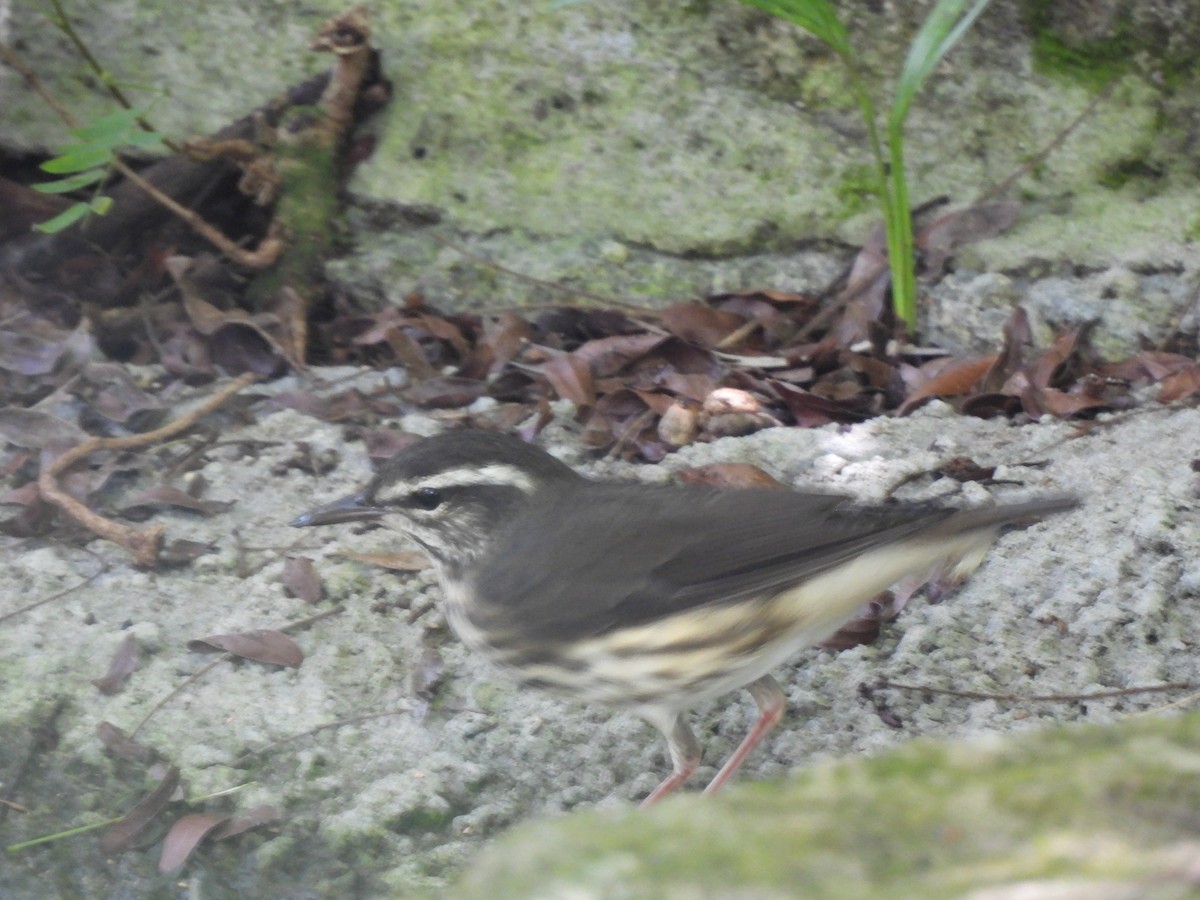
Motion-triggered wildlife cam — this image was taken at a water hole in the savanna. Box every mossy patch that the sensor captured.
[456,714,1200,897]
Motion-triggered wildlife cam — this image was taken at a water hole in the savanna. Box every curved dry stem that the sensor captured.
[37,373,259,567]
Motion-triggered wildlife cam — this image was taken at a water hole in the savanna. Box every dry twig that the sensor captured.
[37,373,258,566]
[875,680,1192,704]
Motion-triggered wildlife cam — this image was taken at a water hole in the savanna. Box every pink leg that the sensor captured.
[640,711,701,807]
[703,675,786,795]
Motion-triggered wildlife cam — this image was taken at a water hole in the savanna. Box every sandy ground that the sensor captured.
[2,375,1196,893]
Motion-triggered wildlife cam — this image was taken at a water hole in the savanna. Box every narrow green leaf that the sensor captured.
[741,0,990,338]
[68,107,145,143]
[891,0,991,130]
[89,195,114,215]
[124,130,166,150]
[32,202,92,234]
[41,144,113,174]
[884,143,917,330]
[31,169,107,194]
[883,0,991,336]
[737,0,851,57]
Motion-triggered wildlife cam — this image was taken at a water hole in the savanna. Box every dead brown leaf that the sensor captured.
[1157,363,1200,403]
[835,223,891,343]
[92,633,140,695]
[0,486,53,536]
[208,322,289,377]
[282,556,324,604]
[898,355,999,416]
[159,812,231,874]
[0,409,87,448]
[843,352,898,391]
[580,389,650,449]
[0,330,68,376]
[364,324,438,380]
[210,805,284,841]
[773,382,870,426]
[404,376,486,408]
[1102,350,1196,383]
[821,582,913,651]
[572,333,667,377]
[96,721,156,762]
[475,312,534,378]
[1021,384,1114,418]
[187,630,304,667]
[100,765,181,854]
[979,306,1033,394]
[819,599,885,650]
[76,363,165,432]
[415,312,472,358]
[541,353,596,408]
[658,371,720,403]
[1025,327,1085,389]
[660,302,746,349]
[960,393,1024,419]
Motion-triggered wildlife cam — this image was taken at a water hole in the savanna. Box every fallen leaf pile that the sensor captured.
[292,290,1198,463]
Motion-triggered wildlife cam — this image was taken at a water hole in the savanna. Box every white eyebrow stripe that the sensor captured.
[417,464,538,493]
[375,464,538,503]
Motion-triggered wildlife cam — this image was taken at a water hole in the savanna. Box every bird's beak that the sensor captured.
[291,490,383,527]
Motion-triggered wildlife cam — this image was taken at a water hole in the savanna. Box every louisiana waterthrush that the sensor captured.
[293,430,1077,805]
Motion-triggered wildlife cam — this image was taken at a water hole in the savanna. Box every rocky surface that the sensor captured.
[3,386,1197,895]
[457,713,1200,898]
[2,0,1199,894]
[3,0,1199,343]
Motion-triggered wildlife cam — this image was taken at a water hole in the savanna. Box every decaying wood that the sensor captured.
[9,5,388,334]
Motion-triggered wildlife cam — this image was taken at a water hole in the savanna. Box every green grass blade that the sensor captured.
[883,0,990,332]
[891,0,991,130]
[6,815,124,852]
[737,0,851,57]
[884,140,916,331]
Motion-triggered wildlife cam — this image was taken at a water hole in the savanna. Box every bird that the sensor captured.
[292,429,1077,805]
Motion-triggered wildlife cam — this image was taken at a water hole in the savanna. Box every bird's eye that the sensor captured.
[410,487,443,511]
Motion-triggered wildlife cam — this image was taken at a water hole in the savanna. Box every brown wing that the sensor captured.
[470,483,1067,644]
